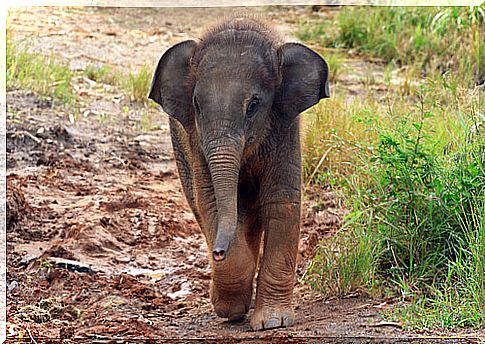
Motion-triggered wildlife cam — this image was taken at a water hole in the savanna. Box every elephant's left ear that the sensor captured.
[274,43,329,123]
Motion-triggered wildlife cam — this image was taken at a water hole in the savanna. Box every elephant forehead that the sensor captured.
[195,77,254,113]
[198,67,264,89]
[204,70,269,93]
[199,43,272,64]
[197,44,276,75]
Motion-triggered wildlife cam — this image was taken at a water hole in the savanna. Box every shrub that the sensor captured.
[306,88,484,329]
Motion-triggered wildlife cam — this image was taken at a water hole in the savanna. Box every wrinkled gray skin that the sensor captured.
[149,18,329,331]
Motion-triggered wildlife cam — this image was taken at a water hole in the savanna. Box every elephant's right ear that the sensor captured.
[148,40,197,129]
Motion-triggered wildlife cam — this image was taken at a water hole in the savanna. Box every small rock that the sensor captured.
[114,255,131,264]
[7,280,18,292]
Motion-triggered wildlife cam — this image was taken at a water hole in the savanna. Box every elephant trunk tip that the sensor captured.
[213,247,226,261]
[212,230,232,262]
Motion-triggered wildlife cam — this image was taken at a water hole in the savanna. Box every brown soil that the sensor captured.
[6,6,482,343]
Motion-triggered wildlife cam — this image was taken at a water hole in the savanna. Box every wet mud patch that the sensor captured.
[6,180,31,232]
[6,88,389,340]
[7,121,78,169]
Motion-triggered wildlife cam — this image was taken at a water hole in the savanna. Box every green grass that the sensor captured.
[84,64,120,85]
[322,52,345,83]
[8,26,152,107]
[389,203,484,329]
[6,29,75,106]
[302,95,377,186]
[84,63,153,105]
[122,65,152,104]
[297,6,484,86]
[305,223,382,298]
[299,6,485,330]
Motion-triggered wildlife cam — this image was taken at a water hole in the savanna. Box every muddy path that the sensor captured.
[5,7,419,342]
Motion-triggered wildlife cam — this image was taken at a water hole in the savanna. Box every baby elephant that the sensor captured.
[149,18,329,330]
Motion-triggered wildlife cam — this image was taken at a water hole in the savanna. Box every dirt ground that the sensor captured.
[5,6,483,343]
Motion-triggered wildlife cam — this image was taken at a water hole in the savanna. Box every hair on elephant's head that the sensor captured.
[149,18,329,262]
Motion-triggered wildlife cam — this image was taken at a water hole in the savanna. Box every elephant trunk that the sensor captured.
[204,135,243,262]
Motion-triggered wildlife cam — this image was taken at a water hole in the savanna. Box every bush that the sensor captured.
[306,88,484,329]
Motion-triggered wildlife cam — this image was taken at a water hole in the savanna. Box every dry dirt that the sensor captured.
[6,6,480,343]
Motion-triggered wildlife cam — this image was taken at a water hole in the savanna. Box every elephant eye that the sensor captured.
[246,97,260,119]
[193,96,201,114]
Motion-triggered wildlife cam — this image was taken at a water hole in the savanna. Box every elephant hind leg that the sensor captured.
[169,118,204,226]
[245,214,263,266]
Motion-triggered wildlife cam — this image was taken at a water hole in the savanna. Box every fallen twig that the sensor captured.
[26,326,37,344]
[366,320,403,328]
[304,146,334,192]
[12,130,42,144]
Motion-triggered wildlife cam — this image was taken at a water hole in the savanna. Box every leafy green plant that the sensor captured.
[305,85,484,329]
[365,93,481,279]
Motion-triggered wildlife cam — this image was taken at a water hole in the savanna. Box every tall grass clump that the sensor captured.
[324,53,345,83]
[302,95,381,186]
[390,209,484,329]
[123,64,152,104]
[297,6,484,85]
[83,63,155,105]
[305,222,383,298]
[6,28,75,106]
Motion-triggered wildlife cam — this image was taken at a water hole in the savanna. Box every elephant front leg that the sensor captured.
[210,229,257,321]
[251,202,300,330]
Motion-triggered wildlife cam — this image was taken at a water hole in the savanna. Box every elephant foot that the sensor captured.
[226,314,246,323]
[211,282,252,321]
[213,298,250,321]
[250,306,295,331]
